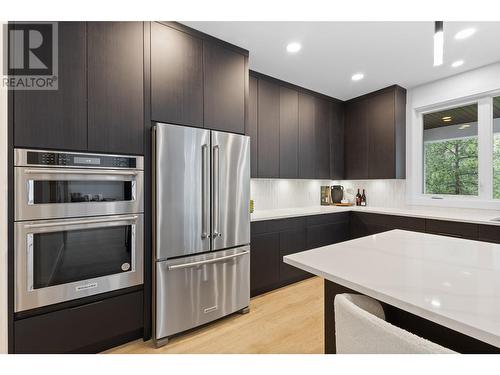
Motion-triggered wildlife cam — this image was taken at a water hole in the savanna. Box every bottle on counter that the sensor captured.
[361,189,367,206]
[355,189,361,206]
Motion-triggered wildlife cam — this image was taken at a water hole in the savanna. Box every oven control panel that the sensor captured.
[25,151,138,168]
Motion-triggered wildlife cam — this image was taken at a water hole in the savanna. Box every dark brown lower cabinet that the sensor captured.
[425,219,478,240]
[279,229,309,284]
[350,212,425,239]
[250,232,280,297]
[306,213,350,249]
[14,290,143,354]
[251,214,349,297]
[478,224,500,243]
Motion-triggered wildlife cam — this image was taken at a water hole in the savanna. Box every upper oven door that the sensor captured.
[15,214,144,312]
[15,167,144,221]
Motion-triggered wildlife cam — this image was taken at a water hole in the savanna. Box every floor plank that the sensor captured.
[104,277,324,354]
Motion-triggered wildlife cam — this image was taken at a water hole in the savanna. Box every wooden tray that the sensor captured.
[334,203,355,207]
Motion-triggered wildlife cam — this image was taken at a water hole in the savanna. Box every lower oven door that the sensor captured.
[155,246,250,341]
[14,214,144,312]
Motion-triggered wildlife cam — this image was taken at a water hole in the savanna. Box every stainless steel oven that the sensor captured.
[15,214,144,312]
[14,149,143,221]
[14,149,144,312]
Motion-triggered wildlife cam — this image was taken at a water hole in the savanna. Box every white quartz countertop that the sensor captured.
[284,230,500,348]
[251,205,500,226]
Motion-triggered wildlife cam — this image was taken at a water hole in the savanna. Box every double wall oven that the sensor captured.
[14,149,144,312]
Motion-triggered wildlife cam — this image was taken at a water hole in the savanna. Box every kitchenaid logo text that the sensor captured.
[2,22,58,90]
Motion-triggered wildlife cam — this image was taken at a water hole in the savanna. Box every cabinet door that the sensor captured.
[344,100,368,179]
[367,91,396,179]
[279,229,310,283]
[87,22,144,155]
[151,22,203,127]
[247,75,258,177]
[250,233,280,296]
[425,219,478,240]
[257,79,280,178]
[14,290,143,354]
[330,101,344,179]
[203,41,245,134]
[14,22,87,151]
[279,86,299,178]
[314,97,331,179]
[298,93,315,179]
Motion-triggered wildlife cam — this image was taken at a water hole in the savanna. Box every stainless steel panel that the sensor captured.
[154,246,250,340]
[15,214,144,312]
[153,123,211,260]
[14,148,144,170]
[15,167,144,221]
[211,131,250,251]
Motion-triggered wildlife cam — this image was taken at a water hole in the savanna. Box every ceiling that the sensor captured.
[182,22,500,101]
[423,104,477,130]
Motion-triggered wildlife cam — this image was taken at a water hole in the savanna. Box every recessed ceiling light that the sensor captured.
[451,60,464,68]
[455,28,476,40]
[286,42,301,53]
[458,124,471,130]
[442,116,451,120]
[351,73,364,81]
[443,118,452,122]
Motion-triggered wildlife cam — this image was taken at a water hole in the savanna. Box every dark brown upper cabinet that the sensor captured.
[279,86,299,178]
[247,75,259,178]
[344,85,406,179]
[14,22,88,151]
[257,79,280,178]
[330,101,345,180]
[344,99,368,179]
[298,92,316,179]
[203,41,246,134]
[151,22,203,127]
[314,97,331,179]
[87,22,144,155]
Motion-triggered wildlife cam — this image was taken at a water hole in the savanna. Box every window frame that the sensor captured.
[409,93,498,209]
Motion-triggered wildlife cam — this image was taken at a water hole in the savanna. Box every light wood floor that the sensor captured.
[104,277,324,354]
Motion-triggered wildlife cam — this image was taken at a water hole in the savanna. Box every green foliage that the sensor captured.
[424,138,478,195]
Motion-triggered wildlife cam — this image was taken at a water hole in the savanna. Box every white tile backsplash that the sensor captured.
[251,179,407,210]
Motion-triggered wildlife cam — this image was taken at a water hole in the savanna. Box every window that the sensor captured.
[494,96,500,200]
[423,103,478,196]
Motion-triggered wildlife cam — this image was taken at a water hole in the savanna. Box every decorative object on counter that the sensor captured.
[361,189,367,206]
[321,186,333,206]
[331,185,344,204]
[250,199,254,213]
[356,189,362,206]
[334,202,355,207]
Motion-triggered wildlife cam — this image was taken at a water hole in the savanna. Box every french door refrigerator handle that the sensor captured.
[201,144,210,239]
[167,250,249,270]
[212,145,221,238]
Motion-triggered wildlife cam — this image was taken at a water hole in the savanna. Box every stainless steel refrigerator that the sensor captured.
[152,122,250,346]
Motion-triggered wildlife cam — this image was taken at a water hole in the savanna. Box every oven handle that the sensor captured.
[167,250,249,270]
[23,215,139,229]
[24,168,139,176]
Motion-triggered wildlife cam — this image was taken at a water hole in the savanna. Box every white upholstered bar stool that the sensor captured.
[334,293,456,354]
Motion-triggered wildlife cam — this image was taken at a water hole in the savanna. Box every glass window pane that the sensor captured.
[423,103,478,196]
[494,96,500,199]
[33,225,132,289]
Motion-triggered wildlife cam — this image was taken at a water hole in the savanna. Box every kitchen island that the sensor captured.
[284,230,500,353]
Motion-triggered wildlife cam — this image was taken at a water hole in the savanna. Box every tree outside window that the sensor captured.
[423,103,478,196]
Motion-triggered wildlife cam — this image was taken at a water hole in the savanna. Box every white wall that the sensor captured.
[0,22,9,354]
[250,179,406,211]
[406,62,500,208]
